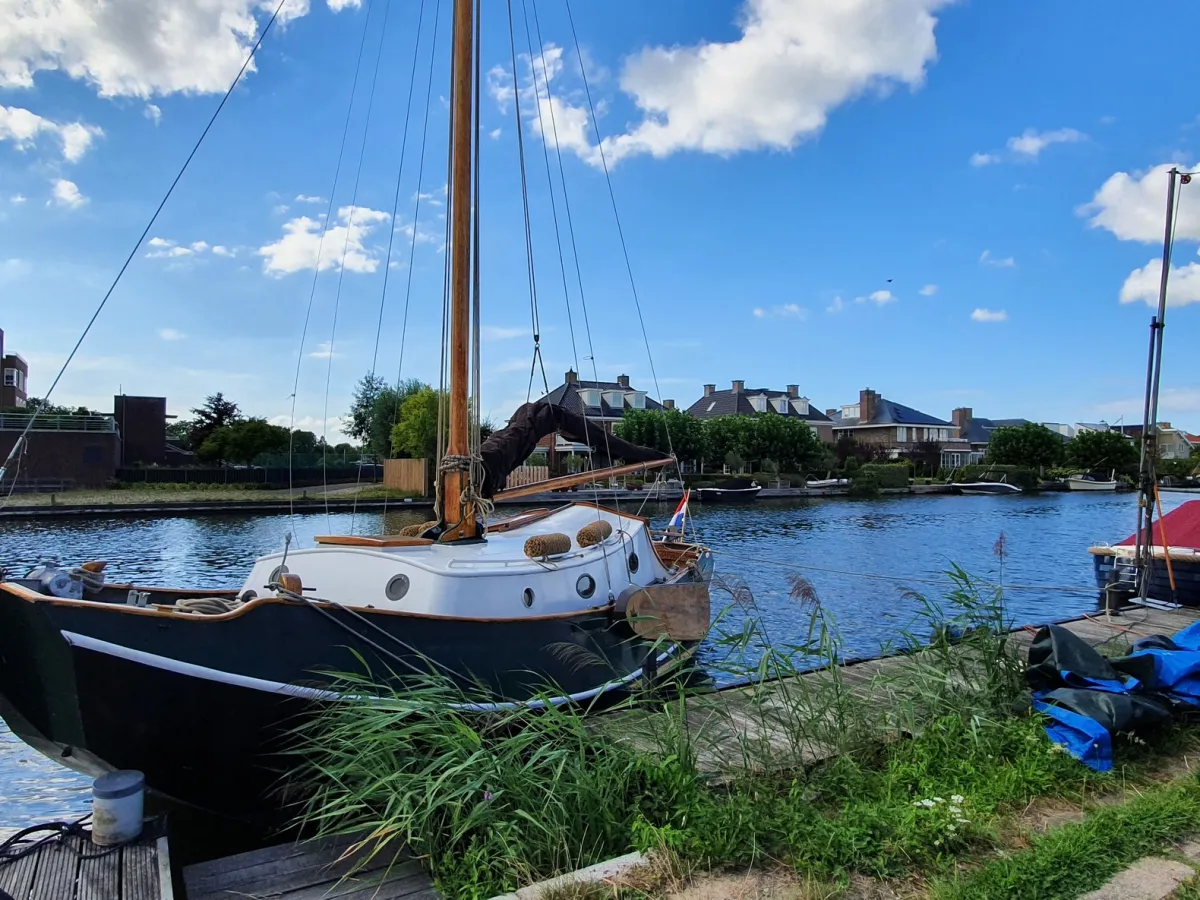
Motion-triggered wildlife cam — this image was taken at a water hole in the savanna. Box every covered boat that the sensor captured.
[1090,499,1200,605]
[694,478,762,502]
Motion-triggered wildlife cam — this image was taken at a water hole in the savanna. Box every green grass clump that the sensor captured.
[930,775,1200,900]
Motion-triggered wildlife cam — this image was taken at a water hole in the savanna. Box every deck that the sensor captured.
[183,832,440,900]
[0,829,171,900]
[594,602,1200,774]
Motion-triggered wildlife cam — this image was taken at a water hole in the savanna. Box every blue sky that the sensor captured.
[1,0,1199,439]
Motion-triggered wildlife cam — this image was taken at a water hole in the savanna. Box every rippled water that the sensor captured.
[0,491,1185,826]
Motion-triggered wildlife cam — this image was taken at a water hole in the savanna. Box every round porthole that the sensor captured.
[385,574,410,602]
[522,587,535,608]
[576,574,596,599]
[268,564,289,583]
[627,552,640,575]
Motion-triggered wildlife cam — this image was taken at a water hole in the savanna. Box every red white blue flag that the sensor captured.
[668,489,690,531]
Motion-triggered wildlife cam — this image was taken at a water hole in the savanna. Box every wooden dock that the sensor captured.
[595,602,1200,774]
[183,832,440,900]
[0,828,171,900]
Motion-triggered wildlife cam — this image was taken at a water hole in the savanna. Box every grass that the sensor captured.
[287,553,1200,899]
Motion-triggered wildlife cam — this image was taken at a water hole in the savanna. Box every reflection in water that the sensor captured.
[0,491,1178,826]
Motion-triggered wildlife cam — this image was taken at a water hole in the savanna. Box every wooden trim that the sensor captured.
[1089,545,1200,561]
[314,535,435,548]
[0,581,618,624]
[568,500,651,526]
[494,458,674,502]
[486,508,555,534]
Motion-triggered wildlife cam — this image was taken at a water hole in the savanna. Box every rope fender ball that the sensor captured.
[524,533,571,559]
[400,520,439,537]
[576,520,612,548]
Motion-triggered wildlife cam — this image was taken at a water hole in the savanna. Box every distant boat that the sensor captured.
[1090,499,1200,606]
[949,474,1022,495]
[1068,471,1118,491]
[694,478,761,502]
[805,473,849,489]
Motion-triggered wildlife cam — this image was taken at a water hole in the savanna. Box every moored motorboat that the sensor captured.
[805,474,849,489]
[694,478,762,502]
[1068,471,1119,491]
[1089,499,1200,605]
[950,475,1022,495]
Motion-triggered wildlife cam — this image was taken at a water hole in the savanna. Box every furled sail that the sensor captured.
[478,401,669,497]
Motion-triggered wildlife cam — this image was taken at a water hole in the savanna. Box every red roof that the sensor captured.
[1118,499,1200,549]
[1186,433,1200,446]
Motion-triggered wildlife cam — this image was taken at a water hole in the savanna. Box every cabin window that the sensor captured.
[896,426,907,443]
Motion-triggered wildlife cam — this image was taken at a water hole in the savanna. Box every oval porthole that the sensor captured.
[385,574,410,602]
[268,564,289,583]
[522,587,535,608]
[627,552,640,575]
[576,574,596,600]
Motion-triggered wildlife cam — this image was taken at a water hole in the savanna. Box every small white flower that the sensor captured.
[948,824,957,832]
[957,818,970,825]
[933,797,945,804]
[951,794,965,804]
[949,806,962,815]
[919,799,936,808]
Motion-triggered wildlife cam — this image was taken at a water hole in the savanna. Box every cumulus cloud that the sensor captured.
[1119,255,1200,308]
[482,325,527,341]
[0,0,358,98]
[980,249,1015,268]
[51,178,86,207]
[825,296,844,314]
[257,205,390,276]
[11,194,26,204]
[970,152,999,167]
[308,341,340,359]
[158,327,185,341]
[1082,162,1200,244]
[493,0,951,168]
[918,283,938,296]
[0,104,102,160]
[753,303,807,319]
[294,194,324,204]
[1007,127,1084,158]
[971,308,1007,322]
[867,290,895,305]
[144,103,161,124]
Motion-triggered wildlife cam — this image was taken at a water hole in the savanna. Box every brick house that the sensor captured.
[686,380,835,443]
[1,328,29,409]
[534,370,669,464]
[830,388,970,465]
[951,408,1031,464]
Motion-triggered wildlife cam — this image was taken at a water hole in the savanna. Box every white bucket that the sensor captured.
[91,770,144,846]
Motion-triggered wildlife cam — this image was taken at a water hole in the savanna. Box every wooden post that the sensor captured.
[440,0,476,540]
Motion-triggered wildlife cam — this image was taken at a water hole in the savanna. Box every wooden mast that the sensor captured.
[440,0,476,539]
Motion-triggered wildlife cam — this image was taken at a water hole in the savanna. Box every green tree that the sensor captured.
[188,393,241,451]
[199,418,289,465]
[366,379,427,459]
[390,388,443,459]
[703,416,752,470]
[347,373,388,445]
[985,422,1064,469]
[905,439,943,477]
[166,419,192,448]
[1066,429,1138,471]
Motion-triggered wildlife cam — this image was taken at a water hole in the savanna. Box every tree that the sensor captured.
[347,373,388,445]
[985,422,1064,470]
[1066,429,1138,471]
[189,393,241,451]
[905,440,943,477]
[354,377,427,459]
[166,419,193,448]
[199,418,289,465]
[390,388,443,459]
[290,430,319,454]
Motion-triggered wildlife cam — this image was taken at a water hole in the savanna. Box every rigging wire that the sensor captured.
[503,0,550,403]
[285,0,380,537]
[0,0,291,507]
[350,0,432,532]
[319,0,396,534]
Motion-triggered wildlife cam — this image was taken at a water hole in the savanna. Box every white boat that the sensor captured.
[805,474,849,489]
[950,474,1021,495]
[1068,471,1119,491]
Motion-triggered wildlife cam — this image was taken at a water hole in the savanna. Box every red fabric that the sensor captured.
[1118,500,1200,548]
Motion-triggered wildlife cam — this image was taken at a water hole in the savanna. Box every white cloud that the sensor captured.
[0,104,101,160]
[1007,127,1084,158]
[753,303,807,319]
[1,258,31,282]
[50,177,86,208]
[0,0,357,99]
[868,290,895,305]
[980,249,1015,268]
[157,327,185,341]
[970,152,999,167]
[294,194,324,204]
[825,295,844,314]
[1082,162,1200,244]
[211,245,235,257]
[971,308,1007,322]
[257,205,390,276]
[752,307,766,318]
[144,103,161,124]
[489,127,501,140]
[482,325,527,341]
[1119,255,1200,308]
[326,0,361,10]
[308,341,340,359]
[918,283,937,296]
[145,236,231,260]
[495,0,951,168]
[10,193,26,204]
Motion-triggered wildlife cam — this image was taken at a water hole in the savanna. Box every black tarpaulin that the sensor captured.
[478,400,669,497]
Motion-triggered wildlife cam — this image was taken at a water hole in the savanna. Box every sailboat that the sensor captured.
[0,0,712,825]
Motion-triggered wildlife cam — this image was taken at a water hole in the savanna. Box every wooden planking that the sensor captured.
[0,832,164,900]
[26,843,78,900]
[184,834,439,900]
[0,846,41,899]
[76,847,119,900]
[121,843,162,900]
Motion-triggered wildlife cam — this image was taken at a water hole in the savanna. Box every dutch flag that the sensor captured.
[668,489,690,532]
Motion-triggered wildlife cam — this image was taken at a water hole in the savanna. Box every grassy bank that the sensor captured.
[288,566,1200,899]
[0,483,420,508]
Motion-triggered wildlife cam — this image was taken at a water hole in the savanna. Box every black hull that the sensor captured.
[0,591,675,827]
[1093,554,1200,606]
[694,487,761,503]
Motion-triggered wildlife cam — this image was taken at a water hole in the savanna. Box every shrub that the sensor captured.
[859,463,910,489]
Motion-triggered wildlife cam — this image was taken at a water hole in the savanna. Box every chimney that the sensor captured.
[663,399,675,410]
[617,374,630,389]
[565,368,578,384]
[732,379,744,394]
[951,407,972,435]
[826,408,838,418]
[786,384,799,399]
[859,388,879,424]
[703,383,716,397]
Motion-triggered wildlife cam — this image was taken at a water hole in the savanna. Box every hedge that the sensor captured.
[859,463,911,489]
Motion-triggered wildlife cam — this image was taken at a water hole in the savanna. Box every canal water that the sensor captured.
[0,491,1187,826]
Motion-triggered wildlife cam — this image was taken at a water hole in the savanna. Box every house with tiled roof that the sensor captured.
[830,389,970,466]
[534,369,668,456]
[685,380,834,442]
[951,408,1032,461]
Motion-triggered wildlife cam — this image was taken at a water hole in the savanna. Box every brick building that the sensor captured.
[1,328,29,409]
[830,388,970,465]
[687,380,835,443]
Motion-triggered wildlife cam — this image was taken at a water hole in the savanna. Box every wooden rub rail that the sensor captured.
[493,458,674,503]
